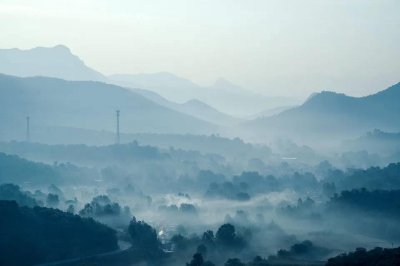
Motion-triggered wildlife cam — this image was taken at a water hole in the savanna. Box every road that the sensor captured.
[34,240,132,266]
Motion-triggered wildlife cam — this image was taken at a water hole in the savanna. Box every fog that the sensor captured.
[1,2,400,265]
[1,131,399,265]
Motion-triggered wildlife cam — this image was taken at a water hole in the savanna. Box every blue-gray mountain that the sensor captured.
[0,45,106,82]
[131,88,241,126]
[110,73,301,116]
[0,74,217,141]
[0,45,301,116]
[244,83,400,142]
[0,45,245,124]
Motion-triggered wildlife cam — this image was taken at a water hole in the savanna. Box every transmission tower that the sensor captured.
[116,110,120,144]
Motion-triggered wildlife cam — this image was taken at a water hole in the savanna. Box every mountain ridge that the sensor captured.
[0,45,106,82]
[244,83,400,142]
[0,73,217,141]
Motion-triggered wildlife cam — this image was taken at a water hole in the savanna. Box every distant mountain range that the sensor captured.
[244,83,400,143]
[0,74,217,141]
[0,45,275,122]
[0,45,301,117]
[110,73,302,116]
[131,88,241,126]
[1,45,399,145]
[0,45,107,82]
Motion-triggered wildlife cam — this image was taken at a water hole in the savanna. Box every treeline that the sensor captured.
[0,141,165,163]
[328,188,400,217]
[126,133,272,160]
[203,171,320,201]
[325,162,400,191]
[186,245,400,266]
[183,238,329,266]
[326,247,400,266]
[0,200,118,266]
[0,152,96,185]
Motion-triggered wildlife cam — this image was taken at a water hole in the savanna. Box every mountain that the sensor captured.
[244,83,400,143]
[0,74,217,142]
[110,73,302,116]
[247,105,295,119]
[179,99,242,126]
[131,88,241,126]
[0,45,240,126]
[0,44,301,117]
[0,45,301,117]
[109,72,200,103]
[0,45,106,81]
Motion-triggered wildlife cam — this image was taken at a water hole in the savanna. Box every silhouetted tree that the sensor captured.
[202,230,215,243]
[128,216,160,252]
[216,223,236,244]
[326,246,400,266]
[216,223,245,248]
[46,193,59,207]
[224,258,245,266]
[187,253,204,266]
[248,256,270,266]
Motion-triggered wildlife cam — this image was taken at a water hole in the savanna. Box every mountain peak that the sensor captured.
[214,77,233,87]
[183,99,210,108]
[370,82,400,98]
[305,90,348,102]
[51,44,72,53]
[0,45,106,82]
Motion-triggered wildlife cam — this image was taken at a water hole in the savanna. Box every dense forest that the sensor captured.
[0,200,118,266]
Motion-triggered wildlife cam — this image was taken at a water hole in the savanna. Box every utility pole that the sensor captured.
[116,110,120,144]
[26,116,30,142]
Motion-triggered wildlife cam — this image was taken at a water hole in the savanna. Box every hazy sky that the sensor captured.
[1,0,399,97]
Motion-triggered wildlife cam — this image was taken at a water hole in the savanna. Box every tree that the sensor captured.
[0,200,117,266]
[0,183,38,207]
[216,223,245,248]
[197,244,207,255]
[224,258,245,266]
[79,195,121,217]
[128,216,160,251]
[216,223,236,244]
[186,253,215,266]
[202,230,215,243]
[186,253,204,266]
[248,256,270,266]
[180,203,197,214]
[67,204,75,213]
[46,193,59,207]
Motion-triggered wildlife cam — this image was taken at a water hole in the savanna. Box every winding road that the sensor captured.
[34,240,132,266]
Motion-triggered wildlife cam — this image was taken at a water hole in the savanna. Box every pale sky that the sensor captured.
[1,0,399,97]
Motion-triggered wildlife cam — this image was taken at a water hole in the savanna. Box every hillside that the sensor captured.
[0,74,217,141]
[132,88,240,126]
[0,200,117,266]
[244,83,400,142]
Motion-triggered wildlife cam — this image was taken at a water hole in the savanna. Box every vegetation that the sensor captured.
[326,247,400,266]
[0,200,118,266]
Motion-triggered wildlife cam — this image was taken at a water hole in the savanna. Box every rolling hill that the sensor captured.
[0,74,217,142]
[244,83,400,143]
[132,88,241,126]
